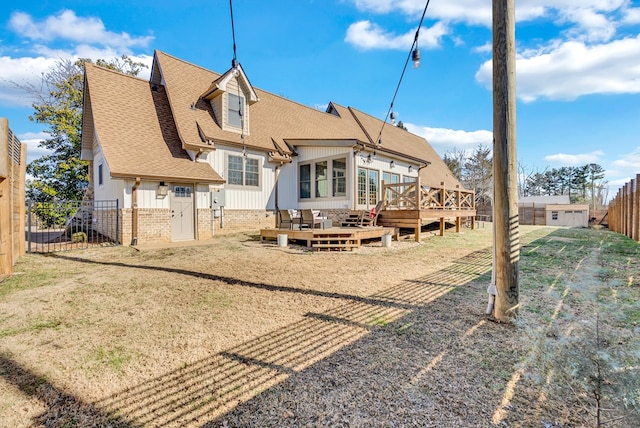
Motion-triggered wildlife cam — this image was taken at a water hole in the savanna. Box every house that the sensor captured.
[81,50,464,245]
[518,196,588,227]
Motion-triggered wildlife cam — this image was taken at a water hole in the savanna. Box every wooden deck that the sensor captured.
[260,226,396,251]
[379,179,477,241]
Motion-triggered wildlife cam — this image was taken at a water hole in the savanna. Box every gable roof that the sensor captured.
[83,50,463,190]
[82,63,224,183]
[153,50,462,188]
[345,107,462,188]
[154,51,371,156]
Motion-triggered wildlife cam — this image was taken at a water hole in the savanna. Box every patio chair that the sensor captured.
[300,209,315,229]
[370,200,384,226]
[279,209,295,229]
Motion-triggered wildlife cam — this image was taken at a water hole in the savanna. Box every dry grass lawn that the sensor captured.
[0,225,638,427]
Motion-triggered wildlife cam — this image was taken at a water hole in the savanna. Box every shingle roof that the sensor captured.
[154,50,463,189]
[154,51,370,154]
[346,107,463,188]
[85,50,463,190]
[83,63,224,183]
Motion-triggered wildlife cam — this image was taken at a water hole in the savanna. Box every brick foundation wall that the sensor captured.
[118,208,172,245]
[116,208,278,243]
[214,209,276,234]
[197,208,213,240]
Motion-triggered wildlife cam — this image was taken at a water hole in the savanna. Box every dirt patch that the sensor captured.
[1,226,638,427]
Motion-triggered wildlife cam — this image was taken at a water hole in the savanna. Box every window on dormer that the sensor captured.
[228,93,244,128]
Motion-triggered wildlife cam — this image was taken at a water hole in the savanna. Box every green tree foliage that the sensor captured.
[25,56,147,202]
[396,120,408,131]
[520,163,607,207]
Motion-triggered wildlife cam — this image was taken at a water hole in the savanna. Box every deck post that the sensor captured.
[415,220,421,242]
[416,176,421,209]
[456,216,461,233]
[439,217,445,236]
[382,179,387,207]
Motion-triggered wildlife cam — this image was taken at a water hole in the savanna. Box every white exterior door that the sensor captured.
[171,185,194,241]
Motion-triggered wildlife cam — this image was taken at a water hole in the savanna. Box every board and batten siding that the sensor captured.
[204,146,275,210]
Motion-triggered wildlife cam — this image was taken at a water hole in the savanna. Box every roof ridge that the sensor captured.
[155,50,345,121]
[155,50,222,80]
[84,61,148,83]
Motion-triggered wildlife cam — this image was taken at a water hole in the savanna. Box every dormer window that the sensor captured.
[228,93,244,128]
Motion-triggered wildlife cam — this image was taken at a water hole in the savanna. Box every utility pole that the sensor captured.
[491,0,520,321]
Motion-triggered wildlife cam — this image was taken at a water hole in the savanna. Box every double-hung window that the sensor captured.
[228,155,259,187]
[228,93,244,128]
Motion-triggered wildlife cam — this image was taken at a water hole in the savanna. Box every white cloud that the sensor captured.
[612,146,640,169]
[475,36,640,102]
[8,10,153,51]
[544,151,604,165]
[472,42,492,54]
[17,131,51,164]
[405,124,493,149]
[0,56,59,106]
[0,52,152,108]
[345,20,447,50]
[623,7,640,24]
[349,0,628,29]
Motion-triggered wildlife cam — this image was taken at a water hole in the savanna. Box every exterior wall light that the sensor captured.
[157,182,169,197]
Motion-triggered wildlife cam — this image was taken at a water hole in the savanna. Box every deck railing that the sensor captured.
[382,178,475,211]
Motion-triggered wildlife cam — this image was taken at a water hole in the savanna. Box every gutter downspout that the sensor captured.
[275,164,281,227]
[131,177,140,246]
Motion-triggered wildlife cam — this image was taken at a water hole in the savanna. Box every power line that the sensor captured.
[374,0,432,147]
[229,0,238,66]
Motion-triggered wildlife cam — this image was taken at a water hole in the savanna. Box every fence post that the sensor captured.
[635,175,640,242]
[115,199,120,245]
[27,199,32,254]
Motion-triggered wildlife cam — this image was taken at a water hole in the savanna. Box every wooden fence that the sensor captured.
[608,174,640,242]
[0,118,27,277]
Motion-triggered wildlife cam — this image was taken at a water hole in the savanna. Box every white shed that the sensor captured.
[545,204,589,227]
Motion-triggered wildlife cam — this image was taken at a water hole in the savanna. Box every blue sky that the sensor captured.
[1,0,639,198]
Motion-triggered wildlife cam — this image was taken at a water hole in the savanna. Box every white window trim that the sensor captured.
[98,162,104,187]
[298,155,349,202]
[225,153,262,190]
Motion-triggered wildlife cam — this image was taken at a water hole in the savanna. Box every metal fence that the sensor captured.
[26,200,119,253]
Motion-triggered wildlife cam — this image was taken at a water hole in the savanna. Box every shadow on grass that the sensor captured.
[0,354,132,427]
[2,227,554,427]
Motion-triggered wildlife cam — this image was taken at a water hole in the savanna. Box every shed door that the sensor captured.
[171,185,194,241]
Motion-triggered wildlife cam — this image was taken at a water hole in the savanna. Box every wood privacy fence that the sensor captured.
[608,174,640,242]
[0,118,26,277]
